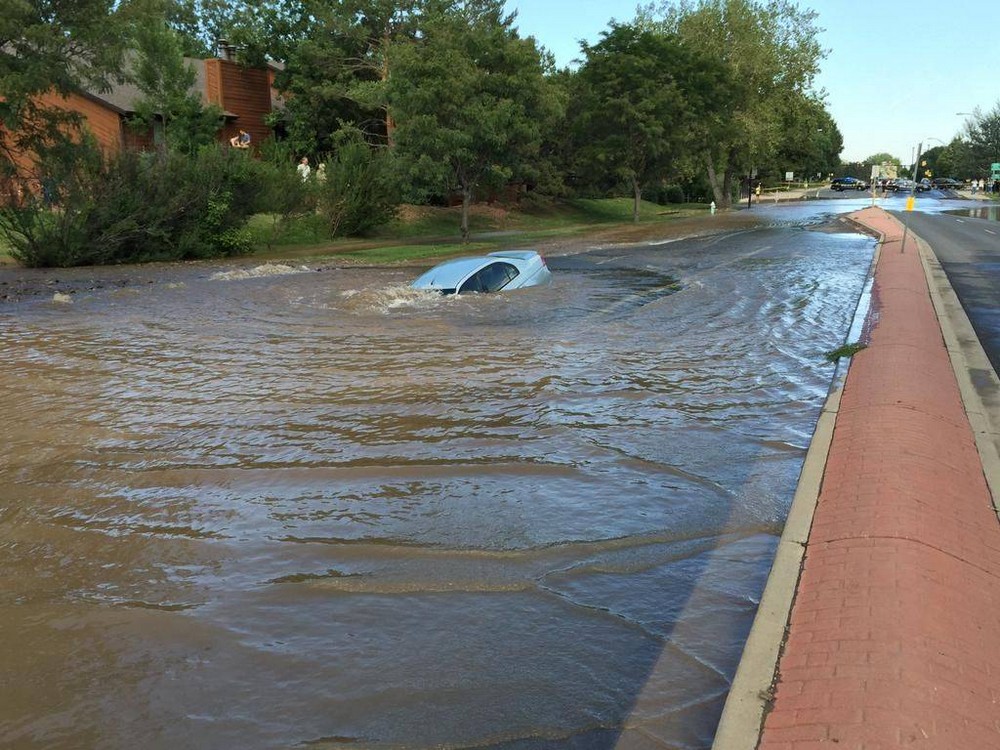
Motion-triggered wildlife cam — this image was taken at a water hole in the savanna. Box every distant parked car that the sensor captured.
[830,176,869,191]
[917,178,932,192]
[411,250,552,294]
[887,178,915,192]
[931,177,963,191]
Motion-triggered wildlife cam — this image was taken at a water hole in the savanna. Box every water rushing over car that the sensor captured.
[411,250,552,294]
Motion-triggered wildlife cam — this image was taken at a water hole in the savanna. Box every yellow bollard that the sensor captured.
[905,195,915,211]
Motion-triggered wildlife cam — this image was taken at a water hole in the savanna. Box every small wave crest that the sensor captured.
[210,263,312,281]
[341,283,452,313]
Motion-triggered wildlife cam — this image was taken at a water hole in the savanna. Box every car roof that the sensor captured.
[488,250,539,261]
[411,256,491,288]
[412,251,542,291]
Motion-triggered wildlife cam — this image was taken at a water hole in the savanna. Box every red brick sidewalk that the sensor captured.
[757,207,1000,748]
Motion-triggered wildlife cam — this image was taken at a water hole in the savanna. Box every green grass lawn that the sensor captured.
[250,197,710,265]
[0,197,711,269]
[0,233,14,265]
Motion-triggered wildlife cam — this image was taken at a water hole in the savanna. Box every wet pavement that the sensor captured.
[891,206,1000,374]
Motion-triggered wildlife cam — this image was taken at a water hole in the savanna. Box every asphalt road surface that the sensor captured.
[893,207,1000,374]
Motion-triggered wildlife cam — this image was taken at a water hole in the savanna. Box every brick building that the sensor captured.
[3,43,280,196]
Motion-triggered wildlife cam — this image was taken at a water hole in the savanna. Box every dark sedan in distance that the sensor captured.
[830,176,869,191]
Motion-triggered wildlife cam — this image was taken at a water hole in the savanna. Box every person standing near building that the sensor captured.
[297,157,311,182]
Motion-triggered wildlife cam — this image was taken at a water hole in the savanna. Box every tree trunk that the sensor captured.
[460,185,472,241]
[632,177,641,223]
[381,30,395,148]
[706,157,727,208]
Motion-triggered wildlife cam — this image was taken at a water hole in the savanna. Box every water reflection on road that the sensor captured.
[0,203,875,749]
[944,204,1000,221]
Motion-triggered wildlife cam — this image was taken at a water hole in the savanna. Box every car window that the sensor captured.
[459,272,485,293]
[458,262,519,294]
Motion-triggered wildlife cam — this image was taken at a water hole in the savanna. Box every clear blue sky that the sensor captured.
[503,0,1000,165]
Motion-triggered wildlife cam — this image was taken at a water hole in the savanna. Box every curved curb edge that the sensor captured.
[709,214,882,750]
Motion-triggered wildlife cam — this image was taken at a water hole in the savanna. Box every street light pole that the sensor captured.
[900,141,923,254]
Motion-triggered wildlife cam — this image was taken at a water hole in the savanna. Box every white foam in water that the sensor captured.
[210,264,311,281]
[52,292,73,304]
[340,284,452,313]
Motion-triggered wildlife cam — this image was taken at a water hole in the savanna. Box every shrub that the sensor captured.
[314,129,401,237]
[0,144,267,267]
[641,184,687,205]
[249,153,315,248]
[663,184,685,204]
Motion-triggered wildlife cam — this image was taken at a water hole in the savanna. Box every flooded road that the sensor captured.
[1,205,875,749]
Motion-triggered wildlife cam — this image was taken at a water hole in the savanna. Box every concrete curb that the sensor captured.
[713,206,1000,749]
[912,232,1000,515]
[709,228,881,750]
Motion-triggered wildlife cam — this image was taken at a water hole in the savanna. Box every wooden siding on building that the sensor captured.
[37,91,126,155]
[4,57,276,199]
[205,59,272,152]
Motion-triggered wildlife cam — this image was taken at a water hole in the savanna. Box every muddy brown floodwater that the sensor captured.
[0,212,874,749]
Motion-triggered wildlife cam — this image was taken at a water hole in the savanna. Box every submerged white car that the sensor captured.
[411,250,553,294]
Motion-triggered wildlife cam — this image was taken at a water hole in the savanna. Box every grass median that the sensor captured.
[249,197,711,266]
[0,197,713,268]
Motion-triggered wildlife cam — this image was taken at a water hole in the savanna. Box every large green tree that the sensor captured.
[962,103,1000,178]
[862,152,902,167]
[214,0,426,157]
[573,24,728,220]
[936,137,974,181]
[128,1,223,154]
[0,0,131,186]
[387,0,559,239]
[772,94,841,180]
[641,0,825,208]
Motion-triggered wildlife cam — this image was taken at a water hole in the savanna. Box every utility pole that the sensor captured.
[901,141,922,253]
